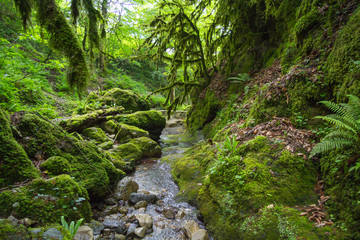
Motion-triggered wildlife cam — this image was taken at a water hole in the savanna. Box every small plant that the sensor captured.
[294,112,308,128]
[220,135,239,155]
[61,216,84,239]
[310,95,360,158]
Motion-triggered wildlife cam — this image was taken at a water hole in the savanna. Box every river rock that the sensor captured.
[42,228,64,240]
[134,201,147,209]
[114,234,126,240]
[129,193,158,204]
[116,177,139,201]
[7,215,19,225]
[115,224,128,235]
[126,223,137,238]
[135,227,147,238]
[191,229,209,240]
[182,220,200,239]
[163,208,176,219]
[74,226,93,240]
[176,210,186,220]
[22,217,35,227]
[104,197,117,206]
[135,214,153,229]
[87,220,104,235]
[103,218,126,229]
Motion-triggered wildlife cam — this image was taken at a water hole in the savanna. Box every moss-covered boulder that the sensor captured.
[99,88,150,112]
[0,175,91,224]
[130,137,161,158]
[40,156,71,176]
[98,140,114,150]
[170,136,322,239]
[59,106,124,133]
[113,143,142,165]
[115,123,149,142]
[114,110,166,140]
[82,127,109,143]
[12,112,123,200]
[101,119,118,134]
[105,151,134,173]
[0,110,39,187]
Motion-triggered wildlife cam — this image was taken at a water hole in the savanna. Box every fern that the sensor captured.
[310,95,360,158]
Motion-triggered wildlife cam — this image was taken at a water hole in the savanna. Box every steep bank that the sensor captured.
[172,1,360,239]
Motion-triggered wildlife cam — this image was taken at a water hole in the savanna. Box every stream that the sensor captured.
[95,119,211,240]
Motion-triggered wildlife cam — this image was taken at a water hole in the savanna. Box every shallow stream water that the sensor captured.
[125,124,209,239]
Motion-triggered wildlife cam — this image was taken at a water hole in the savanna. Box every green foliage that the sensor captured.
[61,216,84,238]
[310,95,360,158]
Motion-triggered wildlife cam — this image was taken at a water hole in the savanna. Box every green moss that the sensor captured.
[82,127,109,143]
[113,142,142,165]
[0,110,40,187]
[320,152,360,238]
[40,156,71,176]
[105,151,133,173]
[0,175,91,224]
[187,90,221,134]
[98,140,114,150]
[130,137,161,158]
[14,112,123,200]
[102,120,118,134]
[59,106,124,132]
[0,219,30,240]
[294,10,320,43]
[240,205,348,240]
[327,7,360,100]
[115,110,166,140]
[99,88,150,112]
[115,123,149,143]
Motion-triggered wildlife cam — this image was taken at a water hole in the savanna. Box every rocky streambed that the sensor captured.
[91,122,211,240]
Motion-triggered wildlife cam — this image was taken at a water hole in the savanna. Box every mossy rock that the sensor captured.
[115,123,149,143]
[99,88,150,112]
[0,110,40,187]
[40,156,71,176]
[59,106,124,133]
[29,225,72,240]
[105,151,133,173]
[114,110,166,141]
[130,137,162,158]
[12,112,123,200]
[98,140,114,150]
[0,219,30,240]
[82,127,109,143]
[101,120,118,134]
[113,143,142,165]
[0,175,91,224]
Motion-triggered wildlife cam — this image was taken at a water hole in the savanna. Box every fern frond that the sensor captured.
[315,115,357,134]
[322,130,357,142]
[310,138,354,158]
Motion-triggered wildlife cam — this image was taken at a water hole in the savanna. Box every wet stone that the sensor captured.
[135,227,147,238]
[135,214,153,229]
[134,200,147,209]
[129,193,158,204]
[182,220,200,239]
[74,226,93,240]
[114,234,125,240]
[103,218,126,229]
[116,177,139,201]
[163,207,176,219]
[42,228,63,240]
[176,210,186,220]
[191,229,210,240]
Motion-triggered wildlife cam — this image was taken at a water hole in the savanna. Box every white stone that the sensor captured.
[135,227,147,238]
[136,214,153,229]
[191,229,209,240]
[182,220,200,238]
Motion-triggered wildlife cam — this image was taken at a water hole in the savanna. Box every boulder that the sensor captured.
[99,88,150,112]
[162,208,176,219]
[0,175,91,223]
[105,151,134,173]
[134,201,147,209]
[11,112,124,200]
[0,110,39,187]
[40,156,71,176]
[191,229,209,240]
[113,143,142,163]
[182,220,200,239]
[82,127,109,143]
[114,110,166,140]
[135,214,153,229]
[135,227,147,238]
[130,137,162,158]
[98,140,114,150]
[115,124,149,143]
[0,219,30,240]
[115,177,139,201]
[129,193,158,205]
[42,228,64,240]
[74,226,93,240]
